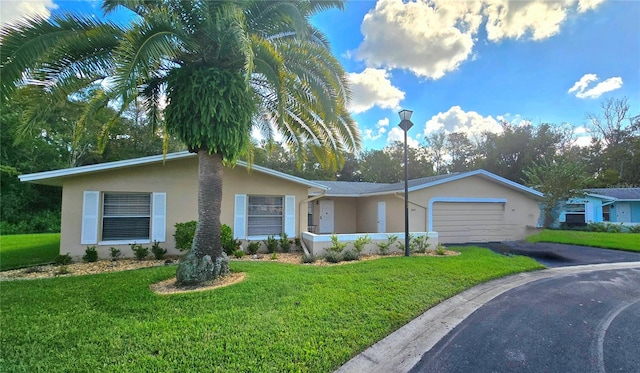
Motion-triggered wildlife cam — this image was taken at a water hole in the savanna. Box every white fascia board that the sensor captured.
[19,151,327,190]
[584,193,618,201]
[19,151,194,185]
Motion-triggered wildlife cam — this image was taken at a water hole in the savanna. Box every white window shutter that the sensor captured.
[234,194,247,239]
[152,193,166,242]
[285,195,296,237]
[81,191,100,244]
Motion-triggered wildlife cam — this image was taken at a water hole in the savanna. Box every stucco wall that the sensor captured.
[59,157,309,259]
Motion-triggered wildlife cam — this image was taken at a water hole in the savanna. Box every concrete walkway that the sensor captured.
[335,261,640,373]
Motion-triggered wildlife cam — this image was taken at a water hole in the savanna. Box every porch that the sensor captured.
[301,231,439,256]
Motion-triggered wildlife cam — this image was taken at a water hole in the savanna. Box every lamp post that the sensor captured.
[398,109,414,257]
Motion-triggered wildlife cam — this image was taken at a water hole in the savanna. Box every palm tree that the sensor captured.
[1,0,360,285]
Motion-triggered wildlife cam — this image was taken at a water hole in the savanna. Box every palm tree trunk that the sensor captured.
[175,149,229,285]
[191,149,223,258]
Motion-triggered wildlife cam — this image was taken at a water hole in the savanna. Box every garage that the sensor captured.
[432,201,519,244]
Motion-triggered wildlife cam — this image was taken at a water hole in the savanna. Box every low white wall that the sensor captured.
[302,232,439,256]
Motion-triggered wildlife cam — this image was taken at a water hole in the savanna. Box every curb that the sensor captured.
[335,261,640,373]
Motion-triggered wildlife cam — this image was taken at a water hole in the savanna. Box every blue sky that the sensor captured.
[2,0,639,151]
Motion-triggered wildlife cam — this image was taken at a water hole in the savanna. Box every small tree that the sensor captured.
[524,158,592,228]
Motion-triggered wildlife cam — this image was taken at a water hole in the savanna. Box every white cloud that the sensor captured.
[0,0,57,26]
[356,0,482,79]
[364,117,390,141]
[568,74,623,99]
[424,106,503,137]
[347,68,405,114]
[355,0,606,79]
[572,125,593,147]
[387,127,419,148]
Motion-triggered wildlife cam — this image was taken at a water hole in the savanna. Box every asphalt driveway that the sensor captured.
[482,241,640,267]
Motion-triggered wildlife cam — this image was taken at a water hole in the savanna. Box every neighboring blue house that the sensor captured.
[558,188,640,226]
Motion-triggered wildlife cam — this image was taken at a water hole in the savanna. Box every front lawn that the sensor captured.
[0,247,543,372]
[0,233,60,271]
[527,230,640,252]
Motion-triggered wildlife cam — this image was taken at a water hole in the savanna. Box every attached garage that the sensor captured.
[432,200,519,243]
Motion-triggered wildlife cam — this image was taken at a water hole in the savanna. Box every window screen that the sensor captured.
[247,196,283,236]
[102,193,151,241]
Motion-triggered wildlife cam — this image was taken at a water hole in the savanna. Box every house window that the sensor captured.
[564,203,586,225]
[102,193,151,241]
[603,205,610,222]
[247,196,283,236]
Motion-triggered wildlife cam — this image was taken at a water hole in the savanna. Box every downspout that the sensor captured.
[394,192,429,232]
[298,190,327,256]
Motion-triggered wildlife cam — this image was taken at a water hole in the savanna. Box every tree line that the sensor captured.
[2,92,638,234]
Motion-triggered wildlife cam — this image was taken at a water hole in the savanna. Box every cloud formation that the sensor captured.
[0,0,57,26]
[364,117,390,141]
[568,74,623,99]
[387,127,420,148]
[356,0,606,79]
[424,106,504,137]
[347,68,405,113]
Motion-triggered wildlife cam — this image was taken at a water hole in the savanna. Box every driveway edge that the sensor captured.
[335,261,640,373]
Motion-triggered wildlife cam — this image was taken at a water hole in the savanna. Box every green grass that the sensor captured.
[527,230,640,252]
[0,233,60,271]
[0,247,543,372]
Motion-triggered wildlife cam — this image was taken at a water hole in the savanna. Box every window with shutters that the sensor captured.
[102,193,151,241]
[247,196,283,236]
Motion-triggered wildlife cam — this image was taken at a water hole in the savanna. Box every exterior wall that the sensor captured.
[611,202,640,223]
[409,175,541,243]
[59,157,309,259]
[356,194,404,233]
[310,197,357,234]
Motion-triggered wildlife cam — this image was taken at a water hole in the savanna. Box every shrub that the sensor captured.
[352,235,371,254]
[627,225,640,233]
[55,265,70,276]
[279,233,291,253]
[55,253,72,265]
[82,246,98,262]
[436,244,447,256]
[326,234,347,254]
[265,235,279,253]
[174,221,197,251]
[151,241,167,260]
[301,254,317,263]
[221,224,241,256]
[270,252,278,260]
[246,241,261,255]
[109,247,122,261]
[324,251,342,263]
[343,250,360,261]
[377,234,398,255]
[586,222,608,232]
[233,249,245,259]
[131,244,149,261]
[294,237,302,249]
[607,223,623,233]
[410,235,430,254]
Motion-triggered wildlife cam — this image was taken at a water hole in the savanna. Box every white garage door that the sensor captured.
[433,202,516,244]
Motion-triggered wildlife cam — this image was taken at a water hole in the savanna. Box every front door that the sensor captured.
[319,200,334,233]
[616,203,631,223]
[377,201,386,233]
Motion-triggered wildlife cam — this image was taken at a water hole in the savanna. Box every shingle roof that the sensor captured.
[586,188,640,200]
[314,170,542,199]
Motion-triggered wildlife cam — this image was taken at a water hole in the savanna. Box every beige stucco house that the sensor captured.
[20,151,543,259]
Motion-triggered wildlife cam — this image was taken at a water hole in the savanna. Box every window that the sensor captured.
[603,205,610,222]
[247,196,283,236]
[102,193,151,241]
[564,203,586,225]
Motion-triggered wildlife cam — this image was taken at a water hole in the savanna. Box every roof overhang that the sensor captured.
[19,151,328,190]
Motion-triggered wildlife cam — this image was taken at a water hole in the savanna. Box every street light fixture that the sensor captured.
[398,109,414,257]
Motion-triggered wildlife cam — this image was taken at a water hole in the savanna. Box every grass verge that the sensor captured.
[527,230,640,252]
[0,233,60,271]
[0,247,543,372]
